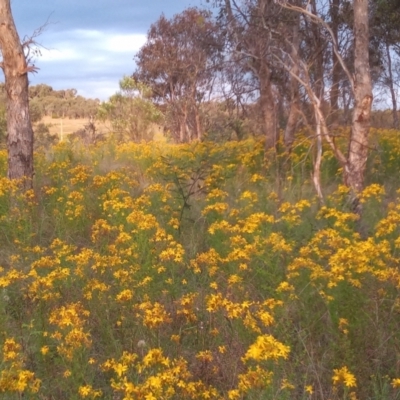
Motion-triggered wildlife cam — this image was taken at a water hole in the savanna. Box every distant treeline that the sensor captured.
[0,83,100,122]
[0,81,397,150]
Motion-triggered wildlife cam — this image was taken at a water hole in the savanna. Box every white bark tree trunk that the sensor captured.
[345,0,373,209]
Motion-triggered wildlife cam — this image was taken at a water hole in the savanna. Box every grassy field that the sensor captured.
[38,116,165,142]
[1,129,400,398]
[39,116,89,138]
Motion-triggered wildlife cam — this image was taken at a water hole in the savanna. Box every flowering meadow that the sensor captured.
[1,128,400,399]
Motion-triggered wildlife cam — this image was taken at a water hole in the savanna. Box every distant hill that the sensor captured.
[0,83,100,122]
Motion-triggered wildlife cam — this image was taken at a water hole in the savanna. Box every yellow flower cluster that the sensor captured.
[1,135,400,398]
[0,338,41,393]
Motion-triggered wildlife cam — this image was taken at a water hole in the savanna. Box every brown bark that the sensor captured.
[276,0,371,206]
[385,42,399,129]
[225,0,278,151]
[313,112,323,202]
[329,0,341,116]
[191,83,202,141]
[310,0,325,100]
[0,0,34,190]
[179,105,187,143]
[194,107,202,141]
[345,0,372,206]
[284,13,300,151]
[259,61,277,150]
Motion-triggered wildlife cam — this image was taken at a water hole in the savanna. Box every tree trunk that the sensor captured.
[194,106,202,141]
[284,13,300,151]
[179,103,188,142]
[345,0,372,207]
[259,61,277,150]
[385,42,399,129]
[310,0,325,101]
[0,0,34,190]
[329,0,341,120]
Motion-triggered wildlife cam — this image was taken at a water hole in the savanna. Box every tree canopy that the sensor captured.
[134,7,223,142]
[98,76,163,142]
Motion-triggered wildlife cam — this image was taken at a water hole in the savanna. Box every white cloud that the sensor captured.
[73,29,104,40]
[30,29,146,100]
[38,30,146,63]
[104,34,147,53]
[11,0,208,100]
[40,47,81,62]
[79,80,120,100]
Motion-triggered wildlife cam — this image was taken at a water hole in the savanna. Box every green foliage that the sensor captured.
[29,99,43,123]
[34,122,59,150]
[27,84,99,119]
[2,131,400,398]
[98,76,163,142]
[134,8,223,142]
[202,101,249,142]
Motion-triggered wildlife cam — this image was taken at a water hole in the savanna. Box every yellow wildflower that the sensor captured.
[332,366,357,387]
[244,335,290,361]
[305,385,313,394]
[392,378,400,388]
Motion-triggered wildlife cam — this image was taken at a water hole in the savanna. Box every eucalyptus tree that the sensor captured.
[0,0,37,189]
[220,0,286,150]
[98,76,163,142]
[347,0,373,202]
[370,0,400,128]
[134,8,223,142]
[276,0,373,207]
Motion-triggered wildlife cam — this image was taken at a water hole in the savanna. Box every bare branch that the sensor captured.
[21,13,55,68]
[274,0,355,94]
[271,48,347,166]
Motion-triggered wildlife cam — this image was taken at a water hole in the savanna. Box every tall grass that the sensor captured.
[0,129,400,399]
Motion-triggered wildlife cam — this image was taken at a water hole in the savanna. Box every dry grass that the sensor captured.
[37,116,166,142]
[38,116,110,139]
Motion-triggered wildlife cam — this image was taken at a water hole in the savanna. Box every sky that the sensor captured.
[10,0,209,101]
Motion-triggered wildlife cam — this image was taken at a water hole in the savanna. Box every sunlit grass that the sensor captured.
[1,129,400,398]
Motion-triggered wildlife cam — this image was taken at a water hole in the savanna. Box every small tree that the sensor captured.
[275,0,373,209]
[134,8,223,142]
[371,0,400,128]
[0,0,37,189]
[221,0,282,150]
[98,76,163,142]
